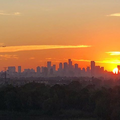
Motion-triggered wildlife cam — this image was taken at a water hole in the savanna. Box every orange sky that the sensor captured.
[0,0,120,71]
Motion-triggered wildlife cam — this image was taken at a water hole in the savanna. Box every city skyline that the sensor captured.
[1,59,103,72]
[0,59,105,72]
[0,59,107,78]
[1,58,120,82]
[0,57,120,73]
[1,59,119,79]
[1,0,120,71]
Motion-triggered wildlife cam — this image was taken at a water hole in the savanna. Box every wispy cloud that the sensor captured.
[0,43,4,46]
[0,45,91,53]
[0,11,21,16]
[46,58,52,60]
[29,57,35,60]
[73,58,120,64]
[106,52,120,56]
[96,60,120,64]
[73,59,90,62]
[0,54,18,60]
[107,13,120,17]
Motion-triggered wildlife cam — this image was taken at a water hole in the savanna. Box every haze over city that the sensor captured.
[1,0,120,71]
[1,1,120,120]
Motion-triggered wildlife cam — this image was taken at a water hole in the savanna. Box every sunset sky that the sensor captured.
[0,0,120,71]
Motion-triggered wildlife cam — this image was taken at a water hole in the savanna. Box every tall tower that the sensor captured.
[68,59,72,69]
[75,64,78,70]
[64,62,68,70]
[18,66,21,73]
[52,65,56,72]
[59,63,62,71]
[47,61,51,74]
[47,61,51,69]
[37,66,40,73]
[91,61,95,77]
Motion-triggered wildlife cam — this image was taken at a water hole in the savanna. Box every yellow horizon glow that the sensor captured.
[107,13,120,17]
[113,68,119,74]
[106,52,120,56]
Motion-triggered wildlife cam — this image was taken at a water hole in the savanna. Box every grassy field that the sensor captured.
[0,111,98,120]
[0,116,97,120]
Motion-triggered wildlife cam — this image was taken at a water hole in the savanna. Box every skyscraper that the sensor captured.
[75,64,78,70]
[68,59,72,69]
[95,66,100,76]
[59,63,62,71]
[52,65,56,72]
[64,62,68,70]
[47,61,51,70]
[101,67,104,72]
[18,66,21,73]
[87,67,90,72]
[37,66,40,73]
[8,66,16,73]
[86,67,90,77]
[91,61,95,76]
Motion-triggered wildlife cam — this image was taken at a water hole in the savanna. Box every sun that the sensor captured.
[113,68,119,74]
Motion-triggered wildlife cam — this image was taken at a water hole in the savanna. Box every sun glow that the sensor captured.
[113,68,119,74]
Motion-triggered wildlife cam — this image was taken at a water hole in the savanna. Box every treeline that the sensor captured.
[0,81,120,120]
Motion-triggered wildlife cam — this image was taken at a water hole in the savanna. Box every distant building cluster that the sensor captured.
[0,59,114,78]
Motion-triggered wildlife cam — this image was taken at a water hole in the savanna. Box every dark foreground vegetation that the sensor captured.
[0,81,120,120]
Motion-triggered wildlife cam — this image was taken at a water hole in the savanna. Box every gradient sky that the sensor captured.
[0,0,120,71]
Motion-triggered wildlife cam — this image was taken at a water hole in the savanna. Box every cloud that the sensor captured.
[96,60,120,64]
[106,52,120,56]
[46,58,52,60]
[73,59,90,62]
[0,54,18,60]
[0,43,4,46]
[0,11,21,16]
[0,45,91,53]
[14,12,21,15]
[73,58,120,64]
[29,57,35,60]
[107,13,120,17]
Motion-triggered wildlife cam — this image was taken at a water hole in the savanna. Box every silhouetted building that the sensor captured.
[31,69,35,73]
[101,67,104,72]
[37,66,40,73]
[8,66,16,73]
[18,66,21,73]
[91,61,95,77]
[24,68,35,73]
[95,66,101,76]
[74,64,79,76]
[86,67,90,77]
[64,62,68,70]
[82,68,85,73]
[47,61,51,72]
[68,59,72,69]
[43,67,48,76]
[75,64,78,70]
[41,66,44,73]
[59,63,62,71]
[50,68,53,75]
[52,65,56,72]
[87,67,90,72]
